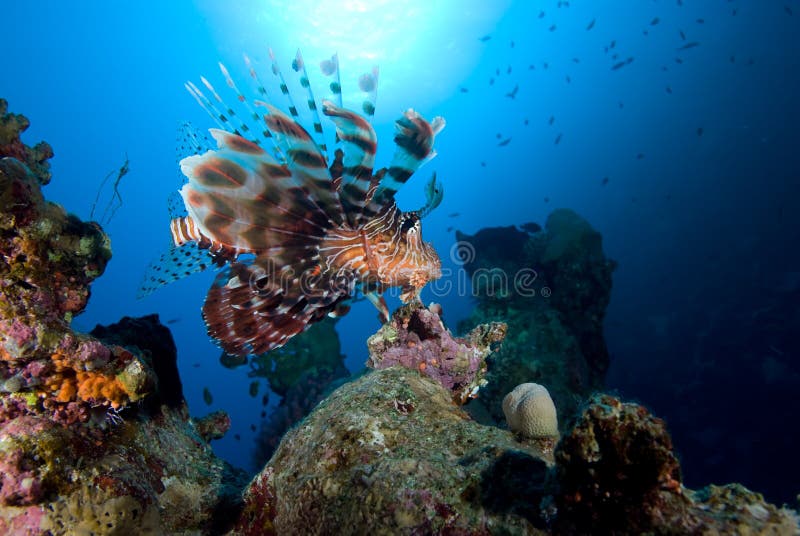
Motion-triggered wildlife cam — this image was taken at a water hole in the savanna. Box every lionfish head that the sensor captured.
[382,210,441,300]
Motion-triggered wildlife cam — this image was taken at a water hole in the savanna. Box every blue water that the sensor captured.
[2,1,798,503]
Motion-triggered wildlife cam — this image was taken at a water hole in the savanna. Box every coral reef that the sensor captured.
[553,394,799,534]
[456,211,616,429]
[232,367,797,535]
[0,101,247,534]
[367,301,506,404]
[0,99,52,185]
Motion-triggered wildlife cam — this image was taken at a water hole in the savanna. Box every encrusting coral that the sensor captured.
[367,301,506,404]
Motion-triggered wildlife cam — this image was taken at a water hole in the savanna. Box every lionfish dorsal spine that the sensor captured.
[322,100,378,227]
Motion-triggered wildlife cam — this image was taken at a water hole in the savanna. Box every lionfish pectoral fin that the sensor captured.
[136,241,214,299]
[365,291,389,323]
[203,251,349,355]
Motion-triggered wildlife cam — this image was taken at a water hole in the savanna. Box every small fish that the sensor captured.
[507,65,512,74]
[636,153,645,160]
[448,212,460,218]
[732,8,737,16]
[219,351,247,369]
[572,57,581,63]
[565,75,571,84]
[554,133,563,145]
[498,137,512,147]
[528,64,536,70]
[544,197,550,203]
[250,424,256,432]
[611,61,627,70]
[262,394,269,406]
[510,40,515,48]
[675,57,684,64]
[480,161,487,167]
[505,84,519,99]
[495,68,500,76]
[785,5,793,15]
[446,226,454,232]
[520,222,542,233]
[626,56,634,64]
[619,101,624,108]
[586,18,596,31]
[650,17,660,26]
[165,317,181,324]
[696,127,704,137]
[601,176,609,186]
[610,40,617,49]
[666,86,673,94]
[730,55,736,63]
[248,381,259,397]
[234,434,241,441]
[489,77,495,85]
[696,18,705,24]
[677,42,700,50]
[538,10,545,18]
[496,133,502,139]
[549,24,557,32]
[459,87,469,93]
[260,410,267,418]
[677,0,683,5]
[523,118,529,126]
[679,30,686,40]
[479,34,492,42]
[548,116,555,125]
[202,387,213,405]
[543,62,549,69]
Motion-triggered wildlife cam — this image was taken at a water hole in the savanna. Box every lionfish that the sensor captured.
[139,50,445,355]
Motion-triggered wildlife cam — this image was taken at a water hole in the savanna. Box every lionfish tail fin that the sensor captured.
[136,240,215,299]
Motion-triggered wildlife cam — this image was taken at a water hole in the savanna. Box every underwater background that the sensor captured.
[2,0,798,508]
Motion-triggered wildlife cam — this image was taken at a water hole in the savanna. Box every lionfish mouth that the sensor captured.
[137,49,446,355]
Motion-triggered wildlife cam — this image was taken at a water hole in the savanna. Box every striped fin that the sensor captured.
[180,129,332,251]
[291,49,329,160]
[318,53,343,108]
[202,251,351,354]
[322,100,377,227]
[186,68,281,160]
[136,241,216,299]
[372,110,446,208]
[258,105,346,226]
[356,66,379,121]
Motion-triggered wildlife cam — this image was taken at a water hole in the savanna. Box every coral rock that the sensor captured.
[233,367,554,535]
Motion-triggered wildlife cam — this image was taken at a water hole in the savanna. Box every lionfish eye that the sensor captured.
[400,212,420,233]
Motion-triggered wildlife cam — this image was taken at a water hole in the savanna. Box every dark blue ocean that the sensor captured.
[2,1,798,504]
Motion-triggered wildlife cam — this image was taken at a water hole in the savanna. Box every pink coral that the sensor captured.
[367,302,506,404]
